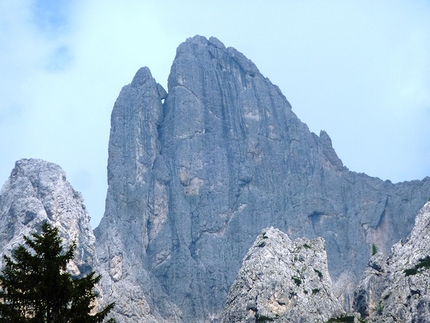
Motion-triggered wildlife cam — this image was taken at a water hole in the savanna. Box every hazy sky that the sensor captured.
[1,1,430,229]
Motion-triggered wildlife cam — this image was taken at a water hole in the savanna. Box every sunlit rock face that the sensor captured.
[354,202,430,322]
[94,35,430,322]
[221,227,344,322]
[0,158,95,277]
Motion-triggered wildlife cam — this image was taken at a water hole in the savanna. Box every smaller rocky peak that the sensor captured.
[319,130,333,147]
[0,159,96,277]
[4,158,67,192]
[353,201,430,322]
[126,66,167,104]
[319,130,344,171]
[130,66,153,88]
[221,227,344,322]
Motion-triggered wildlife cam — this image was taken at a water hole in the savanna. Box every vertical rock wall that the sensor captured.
[94,36,430,322]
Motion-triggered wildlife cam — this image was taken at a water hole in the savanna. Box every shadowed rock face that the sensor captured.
[0,158,95,277]
[354,202,430,322]
[92,35,430,322]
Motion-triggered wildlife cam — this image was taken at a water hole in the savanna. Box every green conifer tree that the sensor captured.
[0,222,115,323]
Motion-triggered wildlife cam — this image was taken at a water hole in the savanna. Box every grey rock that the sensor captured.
[0,159,95,277]
[95,35,430,322]
[94,67,175,323]
[221,227,344,322]
[353,201,430,322]
[157,83,168,100]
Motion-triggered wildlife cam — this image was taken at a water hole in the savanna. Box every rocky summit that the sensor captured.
[1,36,430,322]
[0,159,96,278]
[221,227,344,322]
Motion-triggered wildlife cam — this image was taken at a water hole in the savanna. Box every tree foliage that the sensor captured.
[0,222,115,322]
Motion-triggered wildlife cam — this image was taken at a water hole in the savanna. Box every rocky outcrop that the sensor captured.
[354,201,430,322]
[221,227,344,322]
[0,158,96,277]
[94,35,430,322]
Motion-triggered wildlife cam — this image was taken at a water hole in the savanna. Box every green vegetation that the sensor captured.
[325,314,355,323]
[312,288,320,294]
[404,255,430,276]
[376,300,384,314]
[257,240,266,248]
[404,268,418,276]
[314,268,323,279]
[372,244,378,256]
[303,243,312,249]
[256,314,274,322]
[0,222,115,322]
[357,318,369,323]
[291,276,302,287]
[382,292,391,300]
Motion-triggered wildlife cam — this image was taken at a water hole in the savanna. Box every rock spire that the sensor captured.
[221,227,344,322]
[94,35,430,322]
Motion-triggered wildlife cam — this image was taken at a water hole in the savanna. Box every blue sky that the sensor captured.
[1,0,430,228]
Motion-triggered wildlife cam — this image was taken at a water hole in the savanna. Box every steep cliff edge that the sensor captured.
[221,227,344,322]
[354,201,430,322]
[94,35,430,322]
[94,67,174,323]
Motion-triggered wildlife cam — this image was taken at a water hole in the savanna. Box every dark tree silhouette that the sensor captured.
[0,222,115,323]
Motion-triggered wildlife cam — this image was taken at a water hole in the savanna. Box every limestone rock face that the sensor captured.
[94,35,430,322]
[0,158,96,277]
[221,227,344,322]
[94,67,175,323]
[354,202,430,322]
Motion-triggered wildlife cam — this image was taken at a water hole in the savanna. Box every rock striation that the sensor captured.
[2,36,430,323]
[0,158,96,277]
[94,35,430,322]
[221,227,344,322]
[354,201,430,322]
[94,66,175,323]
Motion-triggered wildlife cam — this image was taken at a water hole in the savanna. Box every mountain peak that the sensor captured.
[94,36,430,322]
[0,158,96,277]
[222,227,344,322]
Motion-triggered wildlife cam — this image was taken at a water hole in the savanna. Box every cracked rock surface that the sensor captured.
[0,159,95,277]
[3,36,430,323]
[221,227,344,322]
